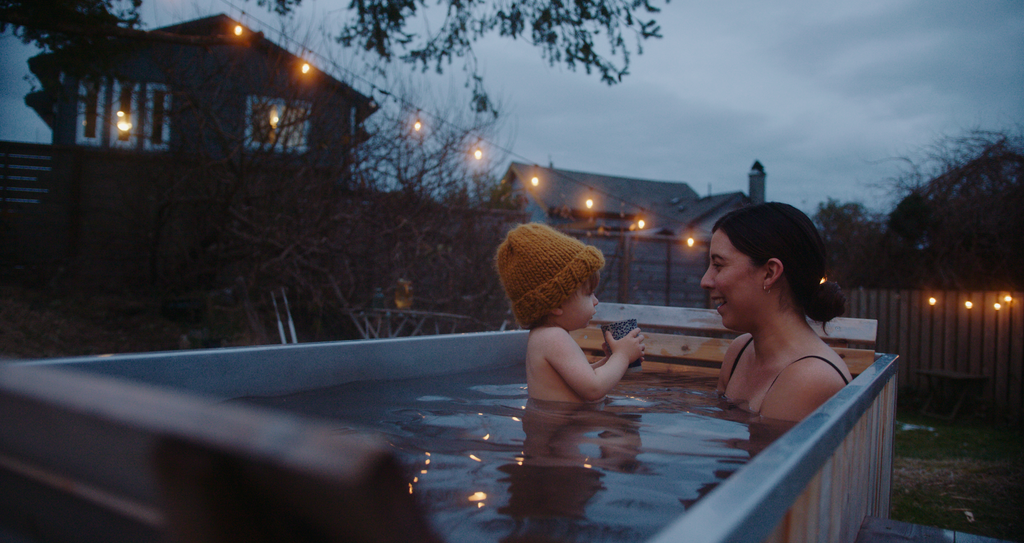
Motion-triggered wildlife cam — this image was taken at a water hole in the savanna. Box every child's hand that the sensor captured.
[603,327,645,363]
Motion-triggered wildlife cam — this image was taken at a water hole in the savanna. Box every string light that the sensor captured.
[928,297,937,306]
[994,302,1002,310]
[301,62,311,73]
[965,301,973,309]
[585,198,594,209]
[1005,295,1013,303]
[687,237,695,247]
[223,3,685,229]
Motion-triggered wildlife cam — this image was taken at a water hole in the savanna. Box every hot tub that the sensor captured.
[0,331,896,543]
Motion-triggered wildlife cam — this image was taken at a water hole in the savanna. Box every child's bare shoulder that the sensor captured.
[528,325,579,354]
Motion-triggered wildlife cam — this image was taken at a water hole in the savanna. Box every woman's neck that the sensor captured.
[747,310,818,364]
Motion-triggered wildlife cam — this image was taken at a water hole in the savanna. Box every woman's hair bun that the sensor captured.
[806,280,846,324]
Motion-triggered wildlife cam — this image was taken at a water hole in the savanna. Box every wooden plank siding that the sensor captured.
[846,289,1024,424]
[566,230,709,309]
[571,302,878,377]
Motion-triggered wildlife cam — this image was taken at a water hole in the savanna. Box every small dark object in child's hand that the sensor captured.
[601,319,642,372]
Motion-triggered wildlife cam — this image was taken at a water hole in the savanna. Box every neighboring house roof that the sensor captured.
[502,162,750,238]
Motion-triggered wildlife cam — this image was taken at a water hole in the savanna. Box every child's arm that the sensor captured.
[540,327,644,402]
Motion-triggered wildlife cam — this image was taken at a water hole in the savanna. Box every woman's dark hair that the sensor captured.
[712,202,845,323]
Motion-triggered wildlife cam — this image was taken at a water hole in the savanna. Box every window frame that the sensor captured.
[245,95,311,153]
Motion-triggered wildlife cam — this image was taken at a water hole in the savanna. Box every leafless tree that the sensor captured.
[819,128,1024,290]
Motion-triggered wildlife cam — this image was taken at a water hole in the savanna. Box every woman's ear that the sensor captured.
[763,258,784,291]
[549,307,564,316]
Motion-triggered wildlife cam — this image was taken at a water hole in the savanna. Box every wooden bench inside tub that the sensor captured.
[571,303,878,377]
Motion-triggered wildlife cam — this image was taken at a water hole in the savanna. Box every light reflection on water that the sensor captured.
[238,365,794,543]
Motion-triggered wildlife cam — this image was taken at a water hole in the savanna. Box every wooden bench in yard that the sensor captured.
[571,303,879,377]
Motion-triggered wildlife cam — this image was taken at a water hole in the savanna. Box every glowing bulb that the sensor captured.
[531,177,539,186]
[585,198,593,209]
[474,148,483,160]
[637,219,645,229]
[234,25,243,36]
[994,303,1002,310]
[469,454,481,462]
[413,120,422,131]
[468,492,487,502]
[116,110,125,118]
[117,120,132,131]
[687,237,695,247]
[965,301,973,309]
[301,63,310,73]
[409,483,413,494]
[820,277,827,284]
[928,297,937,306]
[1005,295,1013,303]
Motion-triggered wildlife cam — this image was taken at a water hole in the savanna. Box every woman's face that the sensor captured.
[700,230,764,331]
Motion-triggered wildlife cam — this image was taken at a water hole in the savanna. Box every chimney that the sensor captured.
[748,160,766,204]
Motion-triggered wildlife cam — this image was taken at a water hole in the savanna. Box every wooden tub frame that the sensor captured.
[0,304,896,543]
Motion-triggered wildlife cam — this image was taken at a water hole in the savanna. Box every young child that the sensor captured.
[496,223,645,403]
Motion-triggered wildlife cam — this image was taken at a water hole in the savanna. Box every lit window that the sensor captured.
[109,80,139,148]
[247,96,310,151]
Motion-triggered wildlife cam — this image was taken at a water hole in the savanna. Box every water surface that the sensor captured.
[239,364,794,542]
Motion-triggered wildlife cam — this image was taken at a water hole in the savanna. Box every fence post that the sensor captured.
[618,234,631,304]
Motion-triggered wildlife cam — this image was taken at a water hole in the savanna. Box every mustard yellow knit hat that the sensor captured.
[495,223,605,328]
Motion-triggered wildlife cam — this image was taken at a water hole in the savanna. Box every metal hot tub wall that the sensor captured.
[0,331,897,543]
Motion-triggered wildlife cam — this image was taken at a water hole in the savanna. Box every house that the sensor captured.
[25,14,377,158]
[499,161,767,307]
[3,14,378,288]
[500,160,764,242]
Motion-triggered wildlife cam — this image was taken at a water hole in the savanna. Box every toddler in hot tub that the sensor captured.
[495,223,645,403]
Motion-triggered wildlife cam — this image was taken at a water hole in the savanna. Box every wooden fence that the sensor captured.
[567,230,709,308]
[846,289,1023,424]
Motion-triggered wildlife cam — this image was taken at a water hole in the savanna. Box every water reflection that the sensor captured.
[499,398,644,521]
[233,367,797,543]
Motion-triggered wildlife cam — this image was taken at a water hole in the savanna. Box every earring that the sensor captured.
[763,285,771,294]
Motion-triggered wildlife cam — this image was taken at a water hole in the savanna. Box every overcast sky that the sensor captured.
[2,0,1021,215]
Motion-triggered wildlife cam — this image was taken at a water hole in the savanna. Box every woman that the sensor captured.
[701,202,851,422]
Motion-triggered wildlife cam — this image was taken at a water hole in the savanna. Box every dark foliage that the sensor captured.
[815,129,1024,291]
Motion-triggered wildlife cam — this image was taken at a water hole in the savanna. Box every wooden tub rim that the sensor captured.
[648,352,898,543]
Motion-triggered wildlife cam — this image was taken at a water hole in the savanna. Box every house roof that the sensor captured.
[154,14,375,113]
[25,13,376,129]
[502,162,750,237]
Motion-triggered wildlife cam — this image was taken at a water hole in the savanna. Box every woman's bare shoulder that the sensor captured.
[718,333,753,390]
[760,350,849,421]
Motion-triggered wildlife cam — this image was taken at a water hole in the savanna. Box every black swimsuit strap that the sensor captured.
[728,338,849,396]
[765,355,850,398]
[727,337,755,383]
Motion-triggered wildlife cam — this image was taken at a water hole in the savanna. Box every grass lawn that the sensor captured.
[891,406,1024,541]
